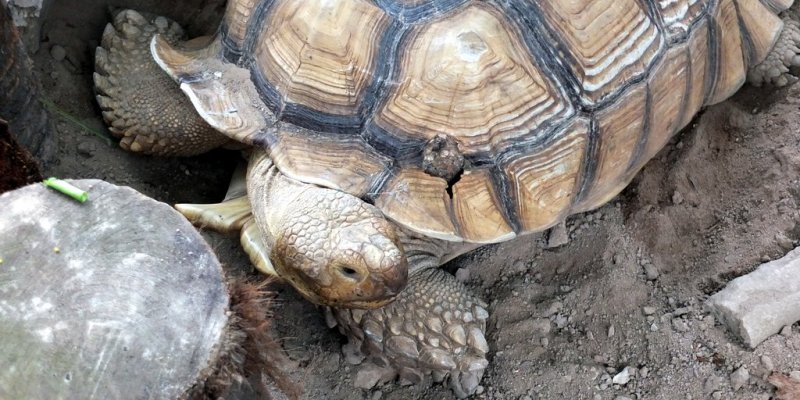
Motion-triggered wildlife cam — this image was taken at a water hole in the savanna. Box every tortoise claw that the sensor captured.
[331,268,489,398]
[748,18,800,87]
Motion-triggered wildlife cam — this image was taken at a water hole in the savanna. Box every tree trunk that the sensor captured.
[0,2,55,165]
[0,118,42,194]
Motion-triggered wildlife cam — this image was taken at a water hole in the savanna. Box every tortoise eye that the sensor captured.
[338,266,362,281]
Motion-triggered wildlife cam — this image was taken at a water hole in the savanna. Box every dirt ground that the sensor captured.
[20,0,800,398]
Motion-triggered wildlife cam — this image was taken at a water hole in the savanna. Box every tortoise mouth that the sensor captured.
[280,261,408,309]
[292,283,400,310]
[320,296,397,310]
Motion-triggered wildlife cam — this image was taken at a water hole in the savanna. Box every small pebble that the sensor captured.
[672,190,684,205]
[546,301,563,316]
[761,355,774,372]
[371,390,383,400]
[546,221,569,248]
[671,318,690,333]
[776,233,794,251]
[639,367,649,378]
[643,306,656,315]
[154,16,169,30]
[612,367,631,385]
[790,371,800,381]
[781,325,793,336]
[704,376,722,394]
[76,141,96,158]
[730,366,749,391]
[531,318,552,336]
[50,45,66,61]
[475,385,484,395]
[643,263,660,281]
[608,324,615,338]
[672,306,692,316]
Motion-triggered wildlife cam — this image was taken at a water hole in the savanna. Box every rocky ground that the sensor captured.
[12,0,800,398]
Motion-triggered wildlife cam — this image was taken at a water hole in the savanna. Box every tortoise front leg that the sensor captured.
[748,15,800,87]
[94,10,229,156]
[330,237,489,398]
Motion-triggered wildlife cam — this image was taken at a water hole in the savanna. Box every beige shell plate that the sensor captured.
[153,0,788,243]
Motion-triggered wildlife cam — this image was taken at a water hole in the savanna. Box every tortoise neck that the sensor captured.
[397,226,484,275]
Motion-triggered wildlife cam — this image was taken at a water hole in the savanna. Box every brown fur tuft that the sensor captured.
[769,372,800,400]
[189,277,301,400]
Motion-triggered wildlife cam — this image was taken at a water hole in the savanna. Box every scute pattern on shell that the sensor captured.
[156,0,787,242]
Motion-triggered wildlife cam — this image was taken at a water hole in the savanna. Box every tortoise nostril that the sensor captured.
[339,266,362,281]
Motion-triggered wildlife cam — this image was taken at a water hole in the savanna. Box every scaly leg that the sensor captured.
[94,10,228,156]
[329,232,489,398]
[748,16,800,87]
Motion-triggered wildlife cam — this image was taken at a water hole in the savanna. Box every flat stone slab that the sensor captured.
[0,180,229,399]
[706,247,800,348]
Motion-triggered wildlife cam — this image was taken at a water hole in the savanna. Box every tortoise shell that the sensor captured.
[153,0,788,243]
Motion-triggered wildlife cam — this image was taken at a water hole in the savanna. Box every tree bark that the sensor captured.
[0,2,55,165]
[0,118,42,194]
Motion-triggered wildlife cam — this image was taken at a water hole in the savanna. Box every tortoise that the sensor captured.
[93,0,800,397]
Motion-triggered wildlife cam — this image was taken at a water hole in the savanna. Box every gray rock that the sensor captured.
[776,233,794,251]
[76,141,95,158]
[781,325,793,336]
[671,318,690,333]
[50,44,66,61]
[0,180,229,398]
[546,220,569,248]
[704,376,724,394]
[354,363,396,389]
[643,263,660,281]
[672,190,684,205]
[790,371,800,381]
[706,247,800,347]
[761,356,774,372]
[531,318,552,336]
[730,367,749,391]
[612,367,632,385]
[342,341,365,365]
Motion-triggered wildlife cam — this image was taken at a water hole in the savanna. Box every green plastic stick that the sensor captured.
[43,178,88,203]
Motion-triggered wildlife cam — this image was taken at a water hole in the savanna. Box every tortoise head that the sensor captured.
[243,150,409,309]
[269,191,408,309]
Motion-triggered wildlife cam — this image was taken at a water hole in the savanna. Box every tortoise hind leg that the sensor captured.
[94,10,228,156]
[748,17,800,87]
[330,267,489,398]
